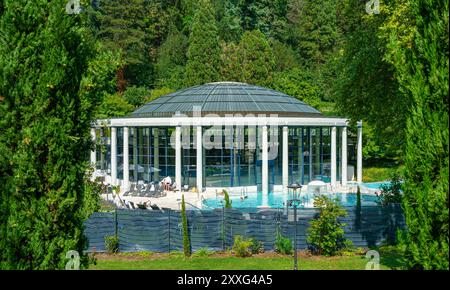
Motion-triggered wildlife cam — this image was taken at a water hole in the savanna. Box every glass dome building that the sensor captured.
[91,82,363,195]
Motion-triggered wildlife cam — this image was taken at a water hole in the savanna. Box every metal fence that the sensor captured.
[84,204,405,253]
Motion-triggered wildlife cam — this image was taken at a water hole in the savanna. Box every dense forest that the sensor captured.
[88,0,408,162]
[0,0,447,270]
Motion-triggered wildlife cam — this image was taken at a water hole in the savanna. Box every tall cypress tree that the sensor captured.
[184,0,221,86]
[0,0,99,269]
[385,0,449,269]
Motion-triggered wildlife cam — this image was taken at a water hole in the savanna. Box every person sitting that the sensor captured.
[161,176,172,191]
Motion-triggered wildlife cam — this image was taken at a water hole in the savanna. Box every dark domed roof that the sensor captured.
[130,82,322,118]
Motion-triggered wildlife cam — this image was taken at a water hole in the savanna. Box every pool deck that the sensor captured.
[103,182,379,210]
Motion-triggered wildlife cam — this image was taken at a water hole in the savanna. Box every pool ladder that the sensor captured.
[240,187,248,199]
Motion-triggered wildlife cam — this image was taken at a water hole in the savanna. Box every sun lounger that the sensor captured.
[123,183,136,197]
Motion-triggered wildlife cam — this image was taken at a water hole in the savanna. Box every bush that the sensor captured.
[307,195,352,256]
[378,172,402,206]
[105,235,119,254]
[249,238,264,254]
[193,248,214,257]
[122,86,150,107]
[275,231,293,255]
[232,236,253,257]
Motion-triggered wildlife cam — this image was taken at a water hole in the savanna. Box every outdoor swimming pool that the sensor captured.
[361,181,391,190]
[202,191,380,209]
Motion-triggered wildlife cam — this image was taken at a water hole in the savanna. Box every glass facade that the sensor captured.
[99,125,347,187]
[95,127,111,174]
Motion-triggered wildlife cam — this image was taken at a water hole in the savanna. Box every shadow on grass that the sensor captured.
[380,253,404,269]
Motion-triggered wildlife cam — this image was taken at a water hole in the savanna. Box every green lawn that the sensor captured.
[89,250,404,270]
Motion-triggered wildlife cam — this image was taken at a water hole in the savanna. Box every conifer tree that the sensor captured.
[97,0,147,91]
[0,0,100,269]
[181,195,191,257]
[237,30,275,86]
[155,25,188,89]
[384,0,449,269]
[184,0,221,86]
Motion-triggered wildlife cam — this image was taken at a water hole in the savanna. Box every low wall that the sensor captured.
[84,204,405,252]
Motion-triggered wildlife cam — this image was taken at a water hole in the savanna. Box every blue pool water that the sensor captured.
[202,191,380,209]
[362,182,391,190]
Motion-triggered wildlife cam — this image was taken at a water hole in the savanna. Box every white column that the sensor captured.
[196,126,203,193]
[111,127,117,185]
[133,128,138,182]
[90,128,96,167]
[175,126,182,191]
[309,128,313,181]
[282,126,289,193]
[123,127,129,190]
[153,129,159,181]
[331,126,337,188]
[357,120,363,183]
[341,126,347,186]
[262,125,269,203]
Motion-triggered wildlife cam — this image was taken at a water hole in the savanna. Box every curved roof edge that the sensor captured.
[129,82,323,118]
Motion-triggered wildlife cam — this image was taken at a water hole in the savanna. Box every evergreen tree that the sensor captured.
[383,0,449,269]
[218,0,243,42]
[219,41,242,82]
[155,25,188,89]
[145,1,181,60]
[184,0,221,86]
[97,0,147,91]
[287,0,339,66]
[0,0,100,269]
[241,0,288,40]
[181,195,191,257]
[270,38,298,71]
[237,30,275,86]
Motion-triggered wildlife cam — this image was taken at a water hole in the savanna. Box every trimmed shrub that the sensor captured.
[232,236,253,257]
[307,195,352,256]
[249,238,264,254]
[104,235,119,254]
